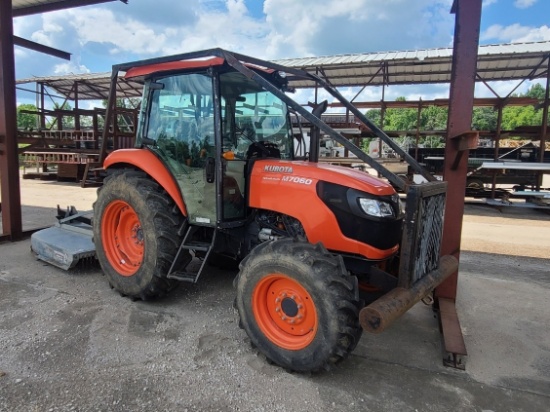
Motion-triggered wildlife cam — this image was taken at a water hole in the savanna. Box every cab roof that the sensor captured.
[124,57,225,79]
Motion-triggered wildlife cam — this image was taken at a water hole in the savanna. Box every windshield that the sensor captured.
[220,71,293,159]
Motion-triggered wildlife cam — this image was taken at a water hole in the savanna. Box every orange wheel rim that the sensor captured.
[101,200,144,276]
[252,274,317,350]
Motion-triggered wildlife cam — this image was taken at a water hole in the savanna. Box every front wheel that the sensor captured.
[234,239,363,372]
[93,169,186,300]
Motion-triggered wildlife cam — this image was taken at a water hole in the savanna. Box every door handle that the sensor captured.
[205,157,215,183]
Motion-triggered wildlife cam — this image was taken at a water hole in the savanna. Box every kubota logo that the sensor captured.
[264,165,293,173]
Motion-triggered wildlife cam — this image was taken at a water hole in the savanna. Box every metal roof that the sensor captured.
[12,0,125,17]
[275,41,550,88]
[16,72,144,100]
[16,41,550,100]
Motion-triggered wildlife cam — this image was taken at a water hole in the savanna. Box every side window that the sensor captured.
[147,73,215,168]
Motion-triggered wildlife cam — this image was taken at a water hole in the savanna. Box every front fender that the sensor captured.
[104,149,187,216]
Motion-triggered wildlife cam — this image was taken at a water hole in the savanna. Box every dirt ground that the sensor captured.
[1,176,549,411]
[461,202,550,258]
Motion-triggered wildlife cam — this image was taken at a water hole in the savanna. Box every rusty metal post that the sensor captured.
[0,1,23,240]
[539,57,549,164]
[415,100,422,160]
[361,255,458,333]
[40,82,46,129]
[491,102,503,198]
[378,86,386,163]
[99,70,119,163]
[435,0,482,369]
[74,82,80,131]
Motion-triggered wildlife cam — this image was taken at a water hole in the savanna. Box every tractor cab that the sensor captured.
[130,59,295,226]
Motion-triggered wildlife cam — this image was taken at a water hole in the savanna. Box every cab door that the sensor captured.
[218,70,295,222]
[144,72,217,226]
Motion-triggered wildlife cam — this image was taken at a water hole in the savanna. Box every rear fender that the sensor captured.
[104,149,187,216]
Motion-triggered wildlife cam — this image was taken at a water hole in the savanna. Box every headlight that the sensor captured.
[358,198,395,218]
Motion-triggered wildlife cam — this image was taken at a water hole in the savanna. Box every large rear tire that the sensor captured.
[234,238,363,372]
[93,170,185,300]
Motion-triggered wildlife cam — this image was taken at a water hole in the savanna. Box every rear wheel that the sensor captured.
[93,169,186,300]
[235,238,362,372]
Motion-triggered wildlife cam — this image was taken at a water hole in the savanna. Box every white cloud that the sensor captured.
[14,48,28,59]
[514,0,537,9]
[474,79,543,98]
[13,14,41,37]
[57,8,168,55]
[22,0,272,60]
[482,24,550,43]
[483,0,498,7]
[161,0,270,56]
[19,0,455,63]
[262,0,454,58]
[53,61,91,75]
[30,30,55,47]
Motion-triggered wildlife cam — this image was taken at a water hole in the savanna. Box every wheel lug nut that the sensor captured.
[275,298,281,303]
[275,307,280,312]
[281,316,287,321]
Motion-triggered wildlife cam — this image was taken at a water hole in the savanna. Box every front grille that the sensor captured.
[398,181,447,288]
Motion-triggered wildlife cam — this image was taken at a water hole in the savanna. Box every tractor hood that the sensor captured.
[251,159,396,197]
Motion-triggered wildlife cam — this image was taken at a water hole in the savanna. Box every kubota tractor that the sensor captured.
[93,49,457,372]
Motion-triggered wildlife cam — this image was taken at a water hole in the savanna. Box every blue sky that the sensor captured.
[12,0,550,106]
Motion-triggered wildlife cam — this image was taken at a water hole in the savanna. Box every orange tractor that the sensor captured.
[93,49,457,372]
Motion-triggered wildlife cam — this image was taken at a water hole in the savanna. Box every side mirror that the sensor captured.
[149,81,165,90]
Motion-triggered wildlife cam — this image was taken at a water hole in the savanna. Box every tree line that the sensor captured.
[365,83,546,136]
[16,98,140,131]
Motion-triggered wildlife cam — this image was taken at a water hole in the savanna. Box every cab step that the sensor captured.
[167,226,217,284]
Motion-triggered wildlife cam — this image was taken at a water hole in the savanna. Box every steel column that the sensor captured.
[75,83,80,131]
[435,0,483,369]
[40,83,46,129]
[539,57,550,164]
[0,1,22,240]
[438,0,482,297]
[491,102,503,198]
[415,100,422,160]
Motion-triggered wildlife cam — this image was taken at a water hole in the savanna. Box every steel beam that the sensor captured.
[435,0,483,368]
[13,36,71,60]
[12,0,126,17]
[0,1,22,240]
